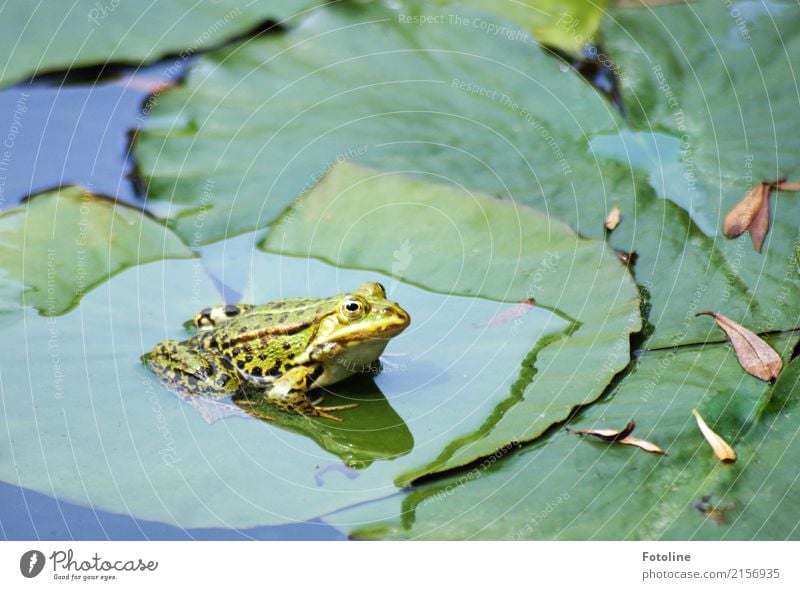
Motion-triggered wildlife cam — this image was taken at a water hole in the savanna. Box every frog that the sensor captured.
[145,282,410,421]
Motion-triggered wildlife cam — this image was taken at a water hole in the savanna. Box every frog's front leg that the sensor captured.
[263,365,357,421]
[192,304,255,331]
[147,340,241,397]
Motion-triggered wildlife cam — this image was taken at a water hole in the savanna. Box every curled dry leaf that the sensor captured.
[618,436,666,454]
[696,311,783,381]
[723,178,799,252]
[692,409,736,463]
[568,420,665,454]
[605,206,621,231]
[723,182,770,251]
[773,180,800,191]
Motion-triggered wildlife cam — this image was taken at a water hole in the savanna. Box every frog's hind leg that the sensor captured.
[266,365,357,421]
[192,304,255,331]
[147,340,241,398]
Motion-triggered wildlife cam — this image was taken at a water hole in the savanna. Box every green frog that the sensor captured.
[145,282,410,421]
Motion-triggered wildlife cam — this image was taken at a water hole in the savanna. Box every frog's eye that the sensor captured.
[340,297,367,320]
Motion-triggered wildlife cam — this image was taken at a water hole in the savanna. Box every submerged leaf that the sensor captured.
[696,311,783,381]
[569,420,665,454]
[475,298,536,328]
[692,409,737,463]
[605,206,621,231]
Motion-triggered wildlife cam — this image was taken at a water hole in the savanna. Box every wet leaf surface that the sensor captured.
[326,336,799,540]
[0,0,323,87]
[0,186,192,315]
[137,0,800,348]
[262,162,641,481]
[0,246,583,528]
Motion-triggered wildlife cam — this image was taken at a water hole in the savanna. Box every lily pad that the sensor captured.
[135,0,621,245]
[0,244,575,528]
[0,0,323,87]
[262,162,641,480]
[136,0,798,348]
[0,186,192,315]
[590,0,800,345]
[426,0,609,53]
[328,335,800,540]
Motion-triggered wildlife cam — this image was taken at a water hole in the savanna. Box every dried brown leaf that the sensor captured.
[723,183,768,238]
[605,206,621,231]
[692,409,737,463]
[773,180,800,191]
[618,436,667,455]
[569,420,665,454]
[696,311,783,381]
[569,419,636,442]
[748,187,770,252]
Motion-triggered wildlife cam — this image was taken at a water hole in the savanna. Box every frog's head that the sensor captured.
[311,282,410,359]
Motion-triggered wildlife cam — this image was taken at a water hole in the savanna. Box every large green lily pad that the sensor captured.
[135,1,621,245]
[328,335,800,540]
[0,0,322,87]
[0,158,638,528]
[263,162,640,480]
[0,247,572,528]
[136,0,799,349]
[593,0,800,345]
[0,186,192,315]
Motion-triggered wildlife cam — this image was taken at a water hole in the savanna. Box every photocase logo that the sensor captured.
[20,550,45,578]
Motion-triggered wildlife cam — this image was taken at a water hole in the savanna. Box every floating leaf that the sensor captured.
[0,186,192,315]
[692,409,737,463]
[263,161,641,481]
[328,338,799,540]
[605,206,621,231]
[138,0,800,348]
[569,419,665,454]
[723,183,769,246]
[618,436,666,455]
[696,311,783,381]
[569,419,635,442]
[0,0,324,87]
[774,180,800,191]
[428,0,610,54]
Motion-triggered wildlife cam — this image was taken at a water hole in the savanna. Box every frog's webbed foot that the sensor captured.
[310,403,359,422]
[147,340,240,398]
[266,365,358,421]
[233,398,276,421]
[192,304,255,330]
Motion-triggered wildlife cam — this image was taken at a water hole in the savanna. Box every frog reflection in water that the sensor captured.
[146,282,410,421]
